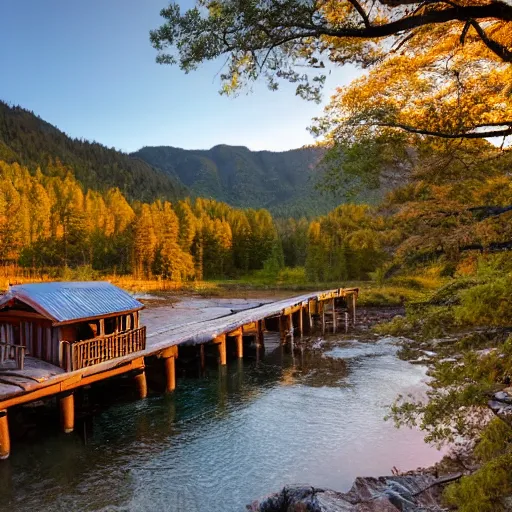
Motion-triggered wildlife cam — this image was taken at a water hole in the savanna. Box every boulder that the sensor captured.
[248,474,452,511]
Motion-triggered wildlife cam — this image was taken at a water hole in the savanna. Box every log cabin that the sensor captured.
[0,281,145,371]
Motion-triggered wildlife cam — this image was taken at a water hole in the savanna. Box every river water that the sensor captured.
[0,299,442,512]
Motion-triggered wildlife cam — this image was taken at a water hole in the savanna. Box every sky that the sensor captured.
[0,0,362,153]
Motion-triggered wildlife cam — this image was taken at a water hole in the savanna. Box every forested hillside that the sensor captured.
[132,145,352,217]
[0,102,364,217]
[0,102,187,202]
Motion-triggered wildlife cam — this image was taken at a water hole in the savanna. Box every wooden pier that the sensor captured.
[0,286,358,459]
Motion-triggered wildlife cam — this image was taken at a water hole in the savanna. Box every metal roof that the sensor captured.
[0,282,144,324]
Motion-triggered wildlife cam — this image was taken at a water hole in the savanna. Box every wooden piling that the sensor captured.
[322,303,326,335]
[288,314,294,338]
[332,298,337,333]
[298,307,304,337]
[134,370,148,399]
[352,293,357,325]
[214,334,227,365]
[279,316,287,344]
[200,344,205,372]
[59,392,74,433]
[0,411,9,459]
[164,357,176,392]
[160,346,178,392]
[257,320,265,348]
[236,332,243,359]
[345,311,349,333]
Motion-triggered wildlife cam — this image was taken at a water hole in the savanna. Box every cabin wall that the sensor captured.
[23,322,58,365]
[0,319,58,366]
[0,309,142,369]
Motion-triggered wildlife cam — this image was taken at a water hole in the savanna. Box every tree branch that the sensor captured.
[265,3,512,62]
[468,19,512,62]
[372,122,512,139]
[347,0,371,28]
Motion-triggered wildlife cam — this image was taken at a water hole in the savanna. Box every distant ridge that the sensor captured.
[0,100,355,216]
[132,144,346,217]
[0,101,187,203]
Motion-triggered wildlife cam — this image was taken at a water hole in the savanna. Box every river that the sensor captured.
[0,296,442,512]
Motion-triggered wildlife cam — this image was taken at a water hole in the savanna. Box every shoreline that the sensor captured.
[247,306,472,512]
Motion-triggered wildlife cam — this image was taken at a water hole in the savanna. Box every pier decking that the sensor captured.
[0,287,358,458]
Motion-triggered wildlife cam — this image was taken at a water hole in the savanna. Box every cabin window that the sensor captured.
[104,317,117,335]
[76,322,98,341]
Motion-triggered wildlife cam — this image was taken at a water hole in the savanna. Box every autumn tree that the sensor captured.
[152,0,511,189]
[132,204,157,277]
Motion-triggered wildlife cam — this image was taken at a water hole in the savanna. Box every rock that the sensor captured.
[489,389,512,424]
[494,391,512,403]
[438,357,459,363]
[430,338,457,348]
[249,474,452,511]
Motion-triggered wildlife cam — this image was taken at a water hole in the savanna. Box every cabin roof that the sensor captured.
[0,282,144,325]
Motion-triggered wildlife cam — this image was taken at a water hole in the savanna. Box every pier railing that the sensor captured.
[0,343,26,370]
[64,326,146,371]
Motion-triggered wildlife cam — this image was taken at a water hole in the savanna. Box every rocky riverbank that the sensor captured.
[247,472,462,511]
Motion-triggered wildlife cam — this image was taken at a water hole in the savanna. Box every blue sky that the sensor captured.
[1,0,361,153]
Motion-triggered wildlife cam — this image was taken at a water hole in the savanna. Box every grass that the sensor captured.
[0,264,441,307]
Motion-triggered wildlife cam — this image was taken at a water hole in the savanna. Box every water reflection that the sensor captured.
[0,333,441,512]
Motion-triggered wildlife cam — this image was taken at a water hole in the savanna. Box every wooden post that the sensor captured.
[299,307,304,337]
[258,320,265,347]
[236,332,243,359]
[200,344,205,372]
[255,334,260,363]
[0,411,9,459]
[134,370,147,399]
[332,298,337,333]
[60,392,74,434]
[308,302,313,332]
[164,357,176,392]
[322,303,326,335]
[288,314,294,339]
[352,293,357,326]
[345,311,349,333]
[279,316,286,344]
[215,334,227,365]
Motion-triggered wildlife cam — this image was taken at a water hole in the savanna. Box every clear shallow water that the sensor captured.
[0,334,441,512]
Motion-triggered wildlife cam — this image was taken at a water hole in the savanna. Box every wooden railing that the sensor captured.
[0,343,26,370]
[63,326,146,371]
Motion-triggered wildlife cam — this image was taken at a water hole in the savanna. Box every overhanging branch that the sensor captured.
[373,121,512,139]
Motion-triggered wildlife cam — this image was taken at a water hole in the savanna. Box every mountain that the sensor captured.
[0,101,187,202]
[0,101,376,217]
[132,145,346,217]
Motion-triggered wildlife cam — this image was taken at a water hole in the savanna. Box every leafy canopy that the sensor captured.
[151,0,512,140]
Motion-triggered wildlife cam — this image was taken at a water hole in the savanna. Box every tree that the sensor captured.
[132,204,157,277]
[151,0,511,140]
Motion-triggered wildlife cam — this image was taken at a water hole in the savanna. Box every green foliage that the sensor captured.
[456,277,512,327]
[374,315,412,336]
[277,266,307,285]
[305,204,386,282]
[474,418,512,463]
[263,239,285,278]
[444,452,512,512]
